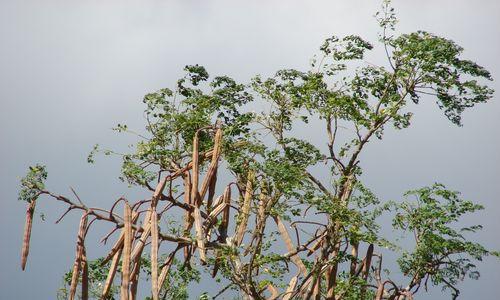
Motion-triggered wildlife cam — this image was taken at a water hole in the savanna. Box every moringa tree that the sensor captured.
[19,2,498,299]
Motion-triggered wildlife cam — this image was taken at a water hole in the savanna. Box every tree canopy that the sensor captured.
[19,1,497,299]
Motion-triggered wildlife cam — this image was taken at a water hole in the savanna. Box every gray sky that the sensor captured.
[1,0,499,299]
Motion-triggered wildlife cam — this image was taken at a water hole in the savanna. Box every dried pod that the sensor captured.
[199,126,223,202]
[120,202,132,300]
[69,213,88,300]
[193,206,206,263]
[130,209,152,263]
[150,209,159,300]
[273,216,307,276]
[129,253,141,300]
[234,171,255,246]
[81,248,89,300]
[191,131,200,207]
[102,212,139,266]
[267,284,279,300]
[21,200,36,271]
[282,275,298,300]
[218,185,231,243]
[101,247,122,300]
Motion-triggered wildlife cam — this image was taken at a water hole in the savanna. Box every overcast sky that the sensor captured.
[1,0,499,299]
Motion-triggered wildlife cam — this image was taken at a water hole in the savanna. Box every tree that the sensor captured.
[19,1,498,299]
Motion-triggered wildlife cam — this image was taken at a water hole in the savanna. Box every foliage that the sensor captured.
[19,1,497,299]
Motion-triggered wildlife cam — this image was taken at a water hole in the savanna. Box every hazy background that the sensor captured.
[1,0,499,299]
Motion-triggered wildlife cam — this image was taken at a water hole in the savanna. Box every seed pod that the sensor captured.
[191,131,200,207]
[282,275,298,300]
[21,200,36,271]
[267,284,279,300]
[69,213,88,300]
[234,171,255,246]
[218,185,231,243]
[129,252,141,300]
[193,206,206,263]
[199,126,223,202]
[81,248,89,300]
[102,212,139,266]
[182,172,193,262]
[121,202,132,300]
[130,209,152,263]
[150,209,159,300]
[273,216,307,276]
[101,247,122,300]
[158,247,179,288]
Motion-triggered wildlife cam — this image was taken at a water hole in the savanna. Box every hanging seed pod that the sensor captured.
[234,171,255,246]
[191,131,200,207]
[130,209,152,263]
[267,284,279,300]
[81,248,89,300]
[273,216,307,276]
[375,282,385,300]
[218,185,231,243]
[190,131,207,263]
[102,212,139,266]
[158,247,179,289]
[150,209,159,300]
[21,199,36,271]
[350,241,359,276]
[101,247,122,300]
[121,202,132,300]
[182,172,193,262]
[282,275,298,300]
[204,201,227,230]
[362,244,374,279]
[129,253,141,300]
[199,126,223,202]
[69,213,88,300]
[193,206,206,263]
[360,244,374,298]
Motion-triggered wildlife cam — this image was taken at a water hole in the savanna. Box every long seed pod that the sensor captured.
[362,244,374,279]
[21,199,36,270]
[81,247,89,300]
[69,213,88,300]
[312,273,321,300]
[204,201,226,230]
[206,172,217,212]
[182,172,193,262]
[234,171,255,246]
[158,247,180,289]
[360,244,374,298]
[130,209,152,263]
[218,185,231,243]
[267,284,279,300]
[102,212,139,266]
[307,231,327,257]
[282,275,298,300]
[121,202,132,300]
[350,241,359,276]
[150,209,159,300]
[375,281,386,300]
[129,253,141,300]
[190,131,207,263]
[199,126,223,202]
[152,177,168,207]
[101,247,122,300]
[193,206,206,263]
[326,259,339,299]
[191,131,200,207]
[168,140,247,181]
[273,216,307,276]
[212,185,232,278]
